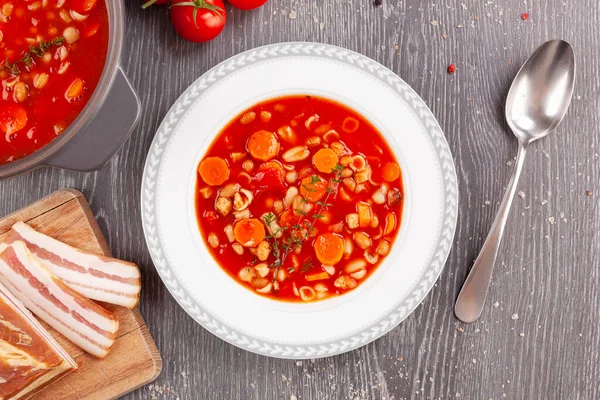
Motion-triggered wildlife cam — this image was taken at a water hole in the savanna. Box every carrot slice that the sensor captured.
[312,148,339,174]
[65,78,84,102]
[381,162,400,182]
[198,157,230,186]
[306,271,329,281]
[233,218,265,247]
[313,233,344,265]
[247,130,279,161]
[299,175,327,202]
[0,105,27,135]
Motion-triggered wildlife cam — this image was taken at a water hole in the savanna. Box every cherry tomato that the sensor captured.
[142,0,170,9]
[226,0,267,10]
[170,0,226,43]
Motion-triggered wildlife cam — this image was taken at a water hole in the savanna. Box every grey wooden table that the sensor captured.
[1,1,599,399]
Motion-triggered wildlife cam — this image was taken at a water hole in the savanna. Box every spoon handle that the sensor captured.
[455,142,529,323]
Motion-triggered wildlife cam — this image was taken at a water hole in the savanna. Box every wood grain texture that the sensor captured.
[0,190,162,399]
[1,1,598,399]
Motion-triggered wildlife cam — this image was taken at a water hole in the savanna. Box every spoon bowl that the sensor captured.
[455,40,576,323]
[506,40,576,143]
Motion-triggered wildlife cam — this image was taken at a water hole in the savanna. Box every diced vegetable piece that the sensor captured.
[198,157,230,186]
[384,212,396,236]
[370,214,379,229]
[300,176,327,202]
[0,105,27,135]
[356,202,372,228]
[382,162,401,182]
[215,197,232,216]
[313,148,339,174]
[233,218,265,247]
[306,271,329,281]
[199,187,214,199]
[278,209,298,227]
[355,167,371,184]
[254,160,285,190]
[330,142,350,157]
[387,188,403,206]
[313,233,344,265]
[65,78,84,101]
[345,213,359,230]
[247,130,279,161]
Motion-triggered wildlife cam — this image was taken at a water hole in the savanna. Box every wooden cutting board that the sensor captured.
[0,189,162,400]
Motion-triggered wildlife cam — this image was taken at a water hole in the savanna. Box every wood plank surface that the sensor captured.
[0,190,162,400]
[1,1,599,399]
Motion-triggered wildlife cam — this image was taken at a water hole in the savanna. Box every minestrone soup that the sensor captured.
[0,0,109,165]
[196,96,404,302]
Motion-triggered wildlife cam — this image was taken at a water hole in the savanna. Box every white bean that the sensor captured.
[282,146,310,163]
[208,233,219,249]
[344,259,367,274]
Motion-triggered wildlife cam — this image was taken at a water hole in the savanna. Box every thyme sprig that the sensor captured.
[1,37,65,76]
[262,164,344,286]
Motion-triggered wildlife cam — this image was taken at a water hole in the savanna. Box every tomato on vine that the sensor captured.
[170,0,226,43]
[226,0,267,10]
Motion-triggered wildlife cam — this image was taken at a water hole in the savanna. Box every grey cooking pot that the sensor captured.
[0,0,139,180]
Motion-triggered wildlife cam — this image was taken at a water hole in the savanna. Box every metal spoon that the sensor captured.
[454,40,576,323]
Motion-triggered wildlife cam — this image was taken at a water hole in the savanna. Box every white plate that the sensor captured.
[141,42,458,359]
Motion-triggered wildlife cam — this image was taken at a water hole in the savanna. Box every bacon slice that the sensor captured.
[0,281,77,400]
[4,222,141,308]
[0,241,118,358]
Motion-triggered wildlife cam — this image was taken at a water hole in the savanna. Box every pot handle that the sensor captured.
[45,66,141,172]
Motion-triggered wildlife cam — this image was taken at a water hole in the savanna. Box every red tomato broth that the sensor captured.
[195,95,404,302]
[0,0,109,164]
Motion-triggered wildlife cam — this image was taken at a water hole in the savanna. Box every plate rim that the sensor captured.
[141,42,458,359]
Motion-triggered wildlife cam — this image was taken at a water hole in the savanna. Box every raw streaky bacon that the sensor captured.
[4,222,141,308]
[0,281,77,400]
[0,241,118,358]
